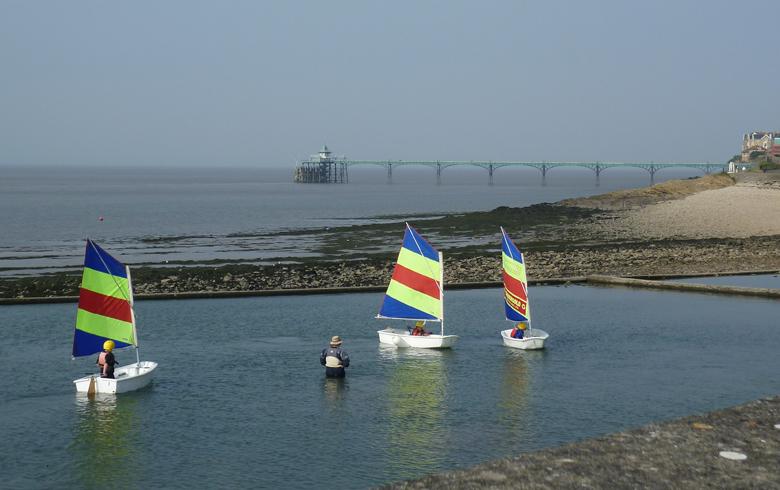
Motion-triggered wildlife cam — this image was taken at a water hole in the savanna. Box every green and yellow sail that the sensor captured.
[72,240,135,357]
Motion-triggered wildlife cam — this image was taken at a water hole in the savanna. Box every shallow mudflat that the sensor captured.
[1,173,779,300]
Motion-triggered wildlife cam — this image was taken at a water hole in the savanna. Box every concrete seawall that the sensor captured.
[587,274,780,299]
[1,270,778,305]
[380,396,780,489]
[0,277,586,305]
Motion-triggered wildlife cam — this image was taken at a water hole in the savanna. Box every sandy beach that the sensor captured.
[583,173,780,240]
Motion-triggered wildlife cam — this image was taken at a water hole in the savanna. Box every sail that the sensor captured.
[72,240,136,357]
[501,228,530,323]
[378,224,443,321]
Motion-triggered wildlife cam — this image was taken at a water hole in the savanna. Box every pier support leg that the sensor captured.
[488,164,494,186]
[436,163,442,185]
[595,165,601,187]
[387,163,393,184]
[541,165,547,186]
[649,165,656,184]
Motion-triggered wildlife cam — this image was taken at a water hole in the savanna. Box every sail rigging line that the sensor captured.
[405,222,445,335]
[501,227,530,328]
[405,223,443,298]
[377,224,446,323]
[126,265,141,363]
[85,239,138,350]
[87,239,132,304]
[500,227,528,298]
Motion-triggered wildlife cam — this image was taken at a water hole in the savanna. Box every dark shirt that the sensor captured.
[320,347,350,367]
[321,346,350,378]
[98,351,117,378]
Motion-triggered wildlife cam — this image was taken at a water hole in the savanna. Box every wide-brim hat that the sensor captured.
[330,335,342,346]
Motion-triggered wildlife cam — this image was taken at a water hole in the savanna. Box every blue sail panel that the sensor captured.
[84,240,127,278]
[501,230,523,263]
[72,328,133,358]
[378,295,439,321]
[402,225,439,261]
[504,301,530,322]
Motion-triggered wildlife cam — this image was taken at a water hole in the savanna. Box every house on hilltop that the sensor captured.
[742,131,780,162]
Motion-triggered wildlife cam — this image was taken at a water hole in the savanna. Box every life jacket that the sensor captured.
[324,347,343,368]
[97,351,116,375]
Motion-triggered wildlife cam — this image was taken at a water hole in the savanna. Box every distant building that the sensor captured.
[293,144,348,183]
[772,136,780,163]
[741,131,780,162]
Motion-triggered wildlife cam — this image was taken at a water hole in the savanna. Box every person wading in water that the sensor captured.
[97,340,118,378]
[320,336,350,378]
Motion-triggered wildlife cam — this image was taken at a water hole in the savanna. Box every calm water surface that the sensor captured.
[0,165,700,275]
[1,282,778,488]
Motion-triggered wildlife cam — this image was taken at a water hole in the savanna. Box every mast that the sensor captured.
[501,227,531,329]
[439,251,444,336]
[127,265,141,365]
[523,249,531,331]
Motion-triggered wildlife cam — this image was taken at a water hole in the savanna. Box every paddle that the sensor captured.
[87,376,96,396]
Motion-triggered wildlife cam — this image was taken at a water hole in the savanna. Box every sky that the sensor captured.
[1,0,777,167]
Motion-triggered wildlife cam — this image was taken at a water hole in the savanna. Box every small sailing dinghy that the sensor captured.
[377,223,458,349]
[72,240,157,394]
[499,227,549,350]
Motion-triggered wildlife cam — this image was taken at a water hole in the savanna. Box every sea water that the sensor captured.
[1,281,778,488]
[0,165,701,276]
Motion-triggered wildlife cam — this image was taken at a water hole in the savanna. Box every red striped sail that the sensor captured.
[501,227,530,323]
[72,240,136,357]
[378,224,442,321]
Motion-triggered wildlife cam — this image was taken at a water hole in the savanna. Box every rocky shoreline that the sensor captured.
[381,395,780,489]
[2,172,778,300]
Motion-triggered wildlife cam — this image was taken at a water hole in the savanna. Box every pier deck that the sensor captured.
[293,147,725,184]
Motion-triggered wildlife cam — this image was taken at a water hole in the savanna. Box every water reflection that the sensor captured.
[71,394,141,489]
[322,377,347,410]
[381,346,451,479]
[497,350,531,445]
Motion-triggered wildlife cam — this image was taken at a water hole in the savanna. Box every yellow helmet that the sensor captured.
[415,321,425,327]
[518,322,527,330]
[103,340,115,352]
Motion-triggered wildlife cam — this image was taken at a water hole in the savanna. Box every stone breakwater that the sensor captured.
[132,237,776,294]
[2,236,778,299]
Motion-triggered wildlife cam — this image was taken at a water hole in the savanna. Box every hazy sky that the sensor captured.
[1,0,777,167]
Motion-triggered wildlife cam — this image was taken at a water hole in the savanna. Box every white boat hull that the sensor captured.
[501,328,549,350]
[74,361,158,394]
[377,328,458,349]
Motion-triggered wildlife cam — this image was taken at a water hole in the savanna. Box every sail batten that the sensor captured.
[501,228,531,323]
[378,224,443,321]
[72,240,136,357]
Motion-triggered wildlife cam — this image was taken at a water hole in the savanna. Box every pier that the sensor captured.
[293,145,726,184]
